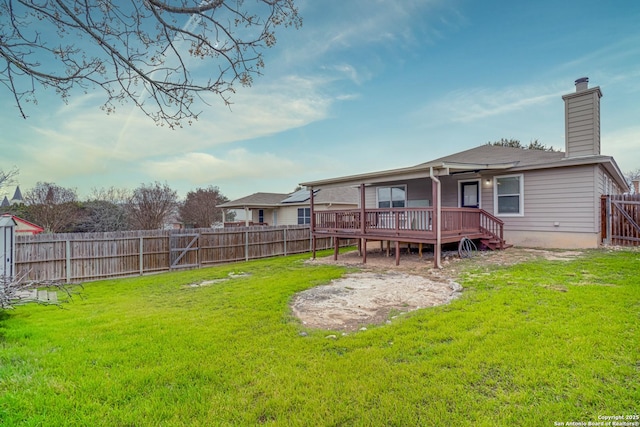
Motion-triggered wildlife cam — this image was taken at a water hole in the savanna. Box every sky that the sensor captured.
[2,0,640,202]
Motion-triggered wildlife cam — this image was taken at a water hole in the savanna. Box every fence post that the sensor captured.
[283,227,287,256]
[65,240,71,284]
[139,237,144,275]
[245,229,249,262]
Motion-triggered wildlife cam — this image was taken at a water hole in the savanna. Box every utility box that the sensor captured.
[0,215,16,279]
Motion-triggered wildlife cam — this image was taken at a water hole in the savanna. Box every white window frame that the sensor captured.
[376,185,407,209]
[297,207,311,225]
[458,179,482,209]
[493,174,524,217]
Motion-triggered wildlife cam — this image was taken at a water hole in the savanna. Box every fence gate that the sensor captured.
[601,195,640,246]
[170,232,200,270]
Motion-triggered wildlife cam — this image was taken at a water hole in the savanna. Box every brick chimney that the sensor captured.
[562,77,603,158]
[633,179,640,194]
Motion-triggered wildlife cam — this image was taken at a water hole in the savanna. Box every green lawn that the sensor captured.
[1,249,638,426]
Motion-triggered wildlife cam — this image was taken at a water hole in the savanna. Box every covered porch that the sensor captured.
[302,163,513,268]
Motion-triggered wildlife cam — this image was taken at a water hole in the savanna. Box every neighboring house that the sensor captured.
[299,78,628,267]
[1,214,44,235]
[218,187,359,227]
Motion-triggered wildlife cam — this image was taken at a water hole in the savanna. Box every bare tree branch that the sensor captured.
[0,0,301,127]
[23,182,80,233]
[127,181,178,230]
[1,270,79,310]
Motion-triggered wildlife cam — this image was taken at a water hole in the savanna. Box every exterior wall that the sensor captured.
[281,203,358,225]
[440,177,459,207]
[479,165,602,248]
[278,206,302,225]
[366,178,434,208]
[505,230,599,249]
[361,165,604,249]
[488,165,599,234]
[15,222,43,235]
[250,208,278,225]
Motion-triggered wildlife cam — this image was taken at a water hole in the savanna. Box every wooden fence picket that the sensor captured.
[14,226,350,283]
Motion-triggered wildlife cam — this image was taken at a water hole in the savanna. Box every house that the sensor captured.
[0,214,44,235]
[217,187,359,227]
[299,78,628,267]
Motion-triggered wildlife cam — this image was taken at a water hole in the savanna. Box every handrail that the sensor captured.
[478,209,504,248]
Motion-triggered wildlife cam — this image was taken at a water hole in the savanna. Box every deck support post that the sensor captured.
[310,187,316,259]
[430,167,443,269]
[362,239,367,264]
[312,235,316,259]
[333,236,339,260]
[359,183,366,261]
[395,240,400,266]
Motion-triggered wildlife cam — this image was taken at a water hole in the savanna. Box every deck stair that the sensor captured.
[480,235,512,251]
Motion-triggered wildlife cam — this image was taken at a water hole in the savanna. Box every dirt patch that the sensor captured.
[185,272,250,288]
[293,247,583,331]
[291,272,461,331]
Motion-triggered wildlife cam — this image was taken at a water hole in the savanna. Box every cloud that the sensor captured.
[141,149,302,183]
[604,125,640,173]
[415,82,566,125]
[14,73,335,183]
[280,0,457,68]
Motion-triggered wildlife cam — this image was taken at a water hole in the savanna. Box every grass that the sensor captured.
[1,248,639,426]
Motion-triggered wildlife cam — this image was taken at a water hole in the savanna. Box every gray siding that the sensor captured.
[366,179,434,208]
[362,166,600,234]
[498,165,599,233]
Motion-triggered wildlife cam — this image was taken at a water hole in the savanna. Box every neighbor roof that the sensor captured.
[300,145,628,190]
[217,192,289,209]
[218,187,359,209]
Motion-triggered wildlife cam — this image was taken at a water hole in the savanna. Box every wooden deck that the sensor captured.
[311,207,507,265]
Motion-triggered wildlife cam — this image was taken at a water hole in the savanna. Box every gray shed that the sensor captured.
[0,215,16,279]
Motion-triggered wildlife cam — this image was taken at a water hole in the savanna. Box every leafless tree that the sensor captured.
[179,185,232,227]
[75,200,130,232]
[23,182,80,233]
[72,186,132,232]
[0,167,19,192]
[127,182,178,230]
[625,168,640,194]
[88,186,132,205]
[487,138,557,151]
[1,270,74,310]
[1,0,301,127]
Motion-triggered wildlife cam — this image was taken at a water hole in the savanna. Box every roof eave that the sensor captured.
[300,162,519,189]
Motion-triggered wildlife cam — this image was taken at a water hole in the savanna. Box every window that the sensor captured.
[494,174,524,216]
[258,209,264,223]
[297,208,311,224]
[377,186,406,208]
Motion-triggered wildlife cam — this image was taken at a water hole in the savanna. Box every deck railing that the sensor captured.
[479,210,504,244]
[314,207,504,242]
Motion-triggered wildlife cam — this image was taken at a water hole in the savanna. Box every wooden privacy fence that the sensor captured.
[14,225,352,283]
[601,194,640,246]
